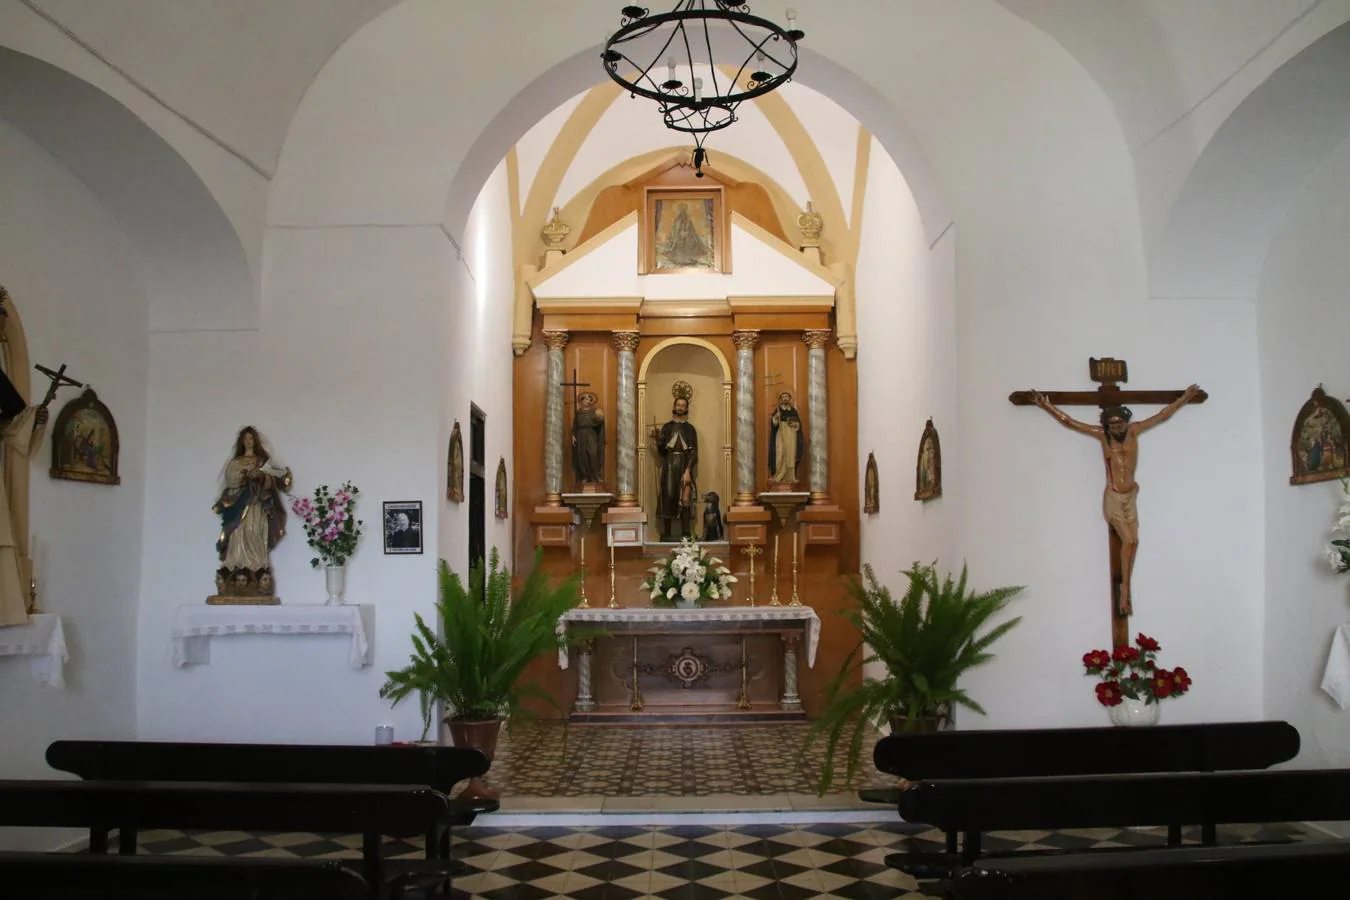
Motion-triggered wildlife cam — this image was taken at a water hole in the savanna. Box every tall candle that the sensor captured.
[773,535,779,570]
[610,542,615,568]
[793,531,798,564]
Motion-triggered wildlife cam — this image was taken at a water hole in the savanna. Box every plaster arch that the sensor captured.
[1151,21,1350,301]
[269,0,955,248]
[0,48,255,333]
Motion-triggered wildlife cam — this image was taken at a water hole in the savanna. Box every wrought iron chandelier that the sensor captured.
[602,2,804,176]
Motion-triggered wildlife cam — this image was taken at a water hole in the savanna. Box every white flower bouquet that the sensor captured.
[1326,477,1350,573]
[641,537,738,608]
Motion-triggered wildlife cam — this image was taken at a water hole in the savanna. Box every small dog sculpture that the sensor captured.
[702,491,725,542]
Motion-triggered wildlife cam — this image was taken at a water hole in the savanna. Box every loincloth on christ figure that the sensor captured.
[1101,485,1138,528]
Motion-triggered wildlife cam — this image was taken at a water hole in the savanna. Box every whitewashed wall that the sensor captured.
[1259,134,1350,775]
[855,137,959,668]
[0,118,147,849]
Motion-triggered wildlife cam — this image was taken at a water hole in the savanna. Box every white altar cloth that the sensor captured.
[172,604,375,669]
[557,605,820,669]
[0,613,69,688]
[1322,623,1350,709]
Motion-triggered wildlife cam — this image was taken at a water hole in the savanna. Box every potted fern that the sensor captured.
[806,561,1024,794]
[379,547,583,799]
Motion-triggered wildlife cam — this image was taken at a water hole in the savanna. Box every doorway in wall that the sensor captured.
[469,404,486,589]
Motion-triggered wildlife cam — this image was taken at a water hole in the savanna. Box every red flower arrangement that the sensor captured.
[1082,633,1191,706]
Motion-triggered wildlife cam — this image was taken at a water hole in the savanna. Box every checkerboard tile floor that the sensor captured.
[135,820,1316,899]
[489,723,894,796]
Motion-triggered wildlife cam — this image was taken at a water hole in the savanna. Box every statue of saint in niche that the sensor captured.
[211,426,292,602]
[650,382,698,542]
[572,391,605,487]
[768,391,804,488]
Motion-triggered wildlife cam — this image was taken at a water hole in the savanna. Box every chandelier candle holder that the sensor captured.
[602,2,804,176]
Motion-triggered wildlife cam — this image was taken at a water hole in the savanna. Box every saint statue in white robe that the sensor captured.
[0,403,47,626]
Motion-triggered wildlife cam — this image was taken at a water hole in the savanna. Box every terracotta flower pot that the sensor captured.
[446,718,502,800]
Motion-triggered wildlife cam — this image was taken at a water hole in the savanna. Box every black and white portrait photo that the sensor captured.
[383,500,423,554]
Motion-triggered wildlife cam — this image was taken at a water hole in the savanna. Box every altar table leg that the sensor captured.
[780,634,803,712]
[574,640,597,713]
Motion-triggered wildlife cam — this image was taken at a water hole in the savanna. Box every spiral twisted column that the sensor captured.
[732,330,760,505]
[803,330,832,503]
[613,331,640,506]
[543,330,569,505]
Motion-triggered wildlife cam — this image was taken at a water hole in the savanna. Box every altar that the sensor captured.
[557,606,820,723]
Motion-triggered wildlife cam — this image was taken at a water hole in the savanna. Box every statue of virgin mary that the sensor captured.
[211,426,292,601]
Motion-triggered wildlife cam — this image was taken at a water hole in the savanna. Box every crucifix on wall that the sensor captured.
[1011,358,1206,649]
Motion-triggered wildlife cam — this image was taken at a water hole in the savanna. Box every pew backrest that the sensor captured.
[898,767,1350,833]
[0,779,449,838]
[46,740,489,796]
[874,720,1298,781]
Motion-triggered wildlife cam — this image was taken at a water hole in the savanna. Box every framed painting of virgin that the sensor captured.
[643,188,726,274]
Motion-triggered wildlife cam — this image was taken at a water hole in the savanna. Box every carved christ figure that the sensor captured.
[1029,385,1202,616]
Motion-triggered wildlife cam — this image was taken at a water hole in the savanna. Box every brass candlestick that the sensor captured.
[769,535,782,606]
[789,530,802,607]
[629,636,644,711]
[740,544,762,607]
[737,635,751,710]
[577,535,589,608]
[607,542,620,608]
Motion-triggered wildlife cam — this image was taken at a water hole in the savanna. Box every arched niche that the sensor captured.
[637,337,733,543]
[0,285,34,598]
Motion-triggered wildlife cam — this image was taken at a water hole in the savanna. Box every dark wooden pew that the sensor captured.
[46,739,494,867]
[0,779,446,896]
[0,852,370,899]
[946,840,1350,899]
[868,720,1300,872]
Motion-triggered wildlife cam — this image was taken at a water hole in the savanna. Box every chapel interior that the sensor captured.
[3,1,1350,896]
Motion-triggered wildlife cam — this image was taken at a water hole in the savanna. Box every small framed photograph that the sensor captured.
[383,500,423,555]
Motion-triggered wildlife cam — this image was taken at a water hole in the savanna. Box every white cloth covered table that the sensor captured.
[1322,622,1350,709]
[0,613,69,688]
[171,604,375,668]
[556,605,820,669]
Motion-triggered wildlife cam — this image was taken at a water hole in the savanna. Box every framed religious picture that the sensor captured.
[446,421,464,503]
[914,419,942,502]
[383,500,423,555]
[864,452,880,514]
[1290,386,1350,485]
[50,388,121,485]
[642,188,726,274]
[495,457,508,519]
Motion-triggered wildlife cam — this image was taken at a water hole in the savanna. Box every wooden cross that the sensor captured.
[34,363,83,408]
[560,367,590,413]
[1011,358,1207,649]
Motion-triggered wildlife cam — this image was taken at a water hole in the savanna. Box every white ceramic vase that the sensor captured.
[324,564,347,606]
[1108,695,1160,727]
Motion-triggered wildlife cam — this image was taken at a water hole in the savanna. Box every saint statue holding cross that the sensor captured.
[1025,374,1204,622]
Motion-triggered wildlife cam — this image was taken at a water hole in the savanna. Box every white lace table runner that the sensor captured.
[557,605,821,669]
[171,604,375,669]
[0,613,69,688]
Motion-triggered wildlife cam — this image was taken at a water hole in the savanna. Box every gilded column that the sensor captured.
[803,330,832,502]
[613,331,641,506]
[543,330,569,505]
[732,330,760,505]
